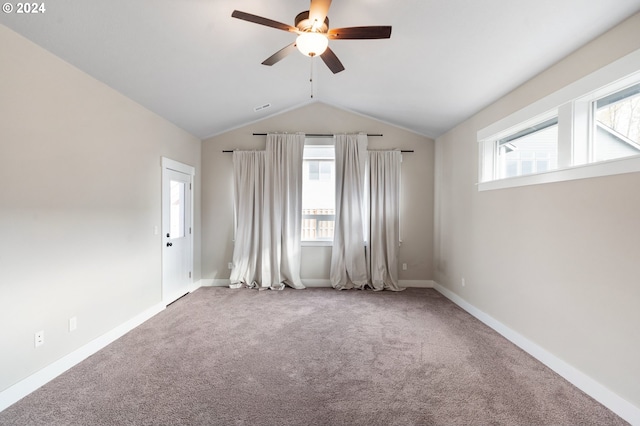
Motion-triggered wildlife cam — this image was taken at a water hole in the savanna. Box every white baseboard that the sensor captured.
[202,279,330,288]
[400,280,434,288]
[200,278,435,289]
[432,282,640,425]
[302,279,331,287]
[202,278,332,288]
[0,302,165,413]
[302,279,435,288]
[189,279,203,292]
[199,278,230,287]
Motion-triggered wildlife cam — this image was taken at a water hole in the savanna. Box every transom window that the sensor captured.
[478,50,640,191]
[593,82,640,162]
[497,117,559,179]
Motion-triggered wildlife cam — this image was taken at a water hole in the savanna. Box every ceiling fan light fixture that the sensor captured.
[296,32,329,57]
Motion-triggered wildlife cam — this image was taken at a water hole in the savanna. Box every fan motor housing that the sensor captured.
[295,11,329,33]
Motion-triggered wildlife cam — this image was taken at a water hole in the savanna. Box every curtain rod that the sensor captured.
[222,149,414,153]
[222,132,413,153]
[252,133,383,137]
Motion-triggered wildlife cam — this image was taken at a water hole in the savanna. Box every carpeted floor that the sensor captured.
[0,287,627,425]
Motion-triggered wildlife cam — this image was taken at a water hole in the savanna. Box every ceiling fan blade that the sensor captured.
[328,26,392,39]
[262,43,298,66]
[320,46,345,74]
[231,10,298,33]
[309,0,332,29]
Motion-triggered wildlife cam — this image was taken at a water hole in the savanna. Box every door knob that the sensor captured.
[166,242,173,247]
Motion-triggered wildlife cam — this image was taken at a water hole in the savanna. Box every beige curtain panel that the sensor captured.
[230,133,305,290]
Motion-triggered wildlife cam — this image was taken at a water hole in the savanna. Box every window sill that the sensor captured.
[301,240,333,247]
[478,154,640,191]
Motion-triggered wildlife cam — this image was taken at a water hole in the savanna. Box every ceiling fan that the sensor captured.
[231,0,392,74]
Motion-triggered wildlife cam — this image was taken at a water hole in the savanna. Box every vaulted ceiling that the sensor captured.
[2,0,640,139]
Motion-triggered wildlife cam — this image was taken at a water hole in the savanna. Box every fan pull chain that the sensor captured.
[310,57,314,99]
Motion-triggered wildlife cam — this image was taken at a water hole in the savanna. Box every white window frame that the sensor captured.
[302,137,335,247]
[481,111,561,182]
[577,75,640,164]
[478,48,640,191]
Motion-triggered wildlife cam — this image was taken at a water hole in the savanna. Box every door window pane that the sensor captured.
[170,180,185,239]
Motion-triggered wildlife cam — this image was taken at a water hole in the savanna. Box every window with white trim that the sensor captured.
[592,82,640,162]
[302,138,335,244]
[478,50,640,191]
[496,116,559,179]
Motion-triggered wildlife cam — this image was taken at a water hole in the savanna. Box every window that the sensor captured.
[497,117,558,179]
[302,139,335,243]
[478,49,640,191]
[480,112,560,183]
[170,180,186,238]
[307,159,332,181]
[592,82,640,162]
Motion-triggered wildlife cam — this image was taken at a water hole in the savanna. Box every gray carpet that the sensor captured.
[0,288,627,425]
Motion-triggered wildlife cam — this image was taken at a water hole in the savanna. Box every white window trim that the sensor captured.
[478,48,640,191]
[479,155,640,191]
[301,239,333,247]
[302,136,336,246]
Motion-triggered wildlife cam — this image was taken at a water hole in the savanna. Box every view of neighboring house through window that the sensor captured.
[478,54,640,190]
[593,82,640,162]
[302,140,335,243]
[497,117,559,179]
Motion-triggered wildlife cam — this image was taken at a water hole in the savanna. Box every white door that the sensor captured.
[162,158,194,305]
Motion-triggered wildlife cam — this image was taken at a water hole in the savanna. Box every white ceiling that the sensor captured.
[2,0,640,139]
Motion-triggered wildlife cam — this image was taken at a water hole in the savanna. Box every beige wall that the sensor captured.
[0,25,201,392]
[434,13,640,409]
[5,5,637,414]
[201,102,434,284]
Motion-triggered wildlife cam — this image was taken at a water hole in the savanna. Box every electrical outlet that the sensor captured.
[69,316,77,332]
[462,277,466,287]
[34,330,44,348]
[402,263,407,271]
[228,262,233,270]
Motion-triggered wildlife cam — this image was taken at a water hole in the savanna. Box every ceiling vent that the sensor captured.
[254,103,271,112]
